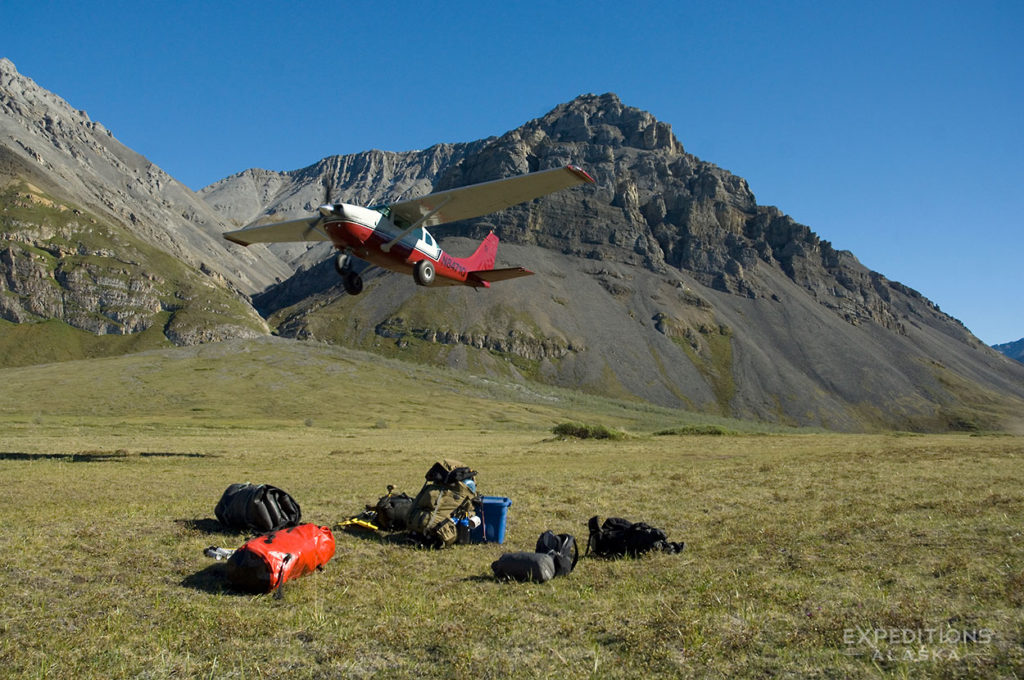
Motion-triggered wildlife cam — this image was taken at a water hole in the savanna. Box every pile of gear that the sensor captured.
[201,458,685,592]
[204,482,334,593]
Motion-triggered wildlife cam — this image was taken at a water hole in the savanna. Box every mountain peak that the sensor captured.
[521,92,683,154]
[0,57,99,134]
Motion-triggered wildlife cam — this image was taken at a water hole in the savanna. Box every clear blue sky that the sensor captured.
[3,0,1022,344]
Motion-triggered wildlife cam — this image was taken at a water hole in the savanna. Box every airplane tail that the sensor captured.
[456,232,534,286]
[453,231,499,272]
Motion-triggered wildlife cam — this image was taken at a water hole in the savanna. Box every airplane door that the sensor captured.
[415,228,441,261]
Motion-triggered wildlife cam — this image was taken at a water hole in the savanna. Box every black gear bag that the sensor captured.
[586,516,684,557]
[535,531,579,576]
[215,483,302,532]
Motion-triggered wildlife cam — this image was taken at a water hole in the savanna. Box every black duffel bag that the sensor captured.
[215,483,301,532]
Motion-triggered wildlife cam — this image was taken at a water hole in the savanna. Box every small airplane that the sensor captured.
[224,165,595,295]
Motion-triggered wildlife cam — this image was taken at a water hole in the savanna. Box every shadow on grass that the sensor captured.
[180,563,249,596]
[334,526,425,547]
[140,451,209,458]
[463,573,498,584]
[0,451,210,462]
[335,526,500,551]
[0,450,129,462]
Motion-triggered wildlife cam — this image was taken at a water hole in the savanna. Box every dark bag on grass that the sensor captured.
[586,516,684,557]
[215,483,302,532]
[536,531,579,576]
[372,488,414,531]
[226,523,335,593]
[491,551,556,583]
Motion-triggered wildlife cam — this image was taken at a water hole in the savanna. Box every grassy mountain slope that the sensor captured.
[0,335,782,435]
[0,175,267,367]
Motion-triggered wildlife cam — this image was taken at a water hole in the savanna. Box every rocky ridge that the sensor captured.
[0,58,291,293]
[213,93,1024,431]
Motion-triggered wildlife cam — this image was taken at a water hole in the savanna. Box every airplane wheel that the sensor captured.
[335,253,351,276]
[414,260,435,286]
[343,272,363,295]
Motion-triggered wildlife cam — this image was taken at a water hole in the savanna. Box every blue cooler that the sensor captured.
[470,496,512,544]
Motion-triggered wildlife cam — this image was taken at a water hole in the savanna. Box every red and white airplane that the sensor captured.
[224,165,595,295]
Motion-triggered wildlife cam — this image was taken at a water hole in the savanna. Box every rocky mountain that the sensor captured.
[203,93,1024,432]
[0,58,286,361]
[3,56,1022,431]
[0,59,291,293]
[993,338,1024,363]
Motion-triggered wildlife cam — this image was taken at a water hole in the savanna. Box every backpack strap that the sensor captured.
[586,516,602,556]
[567,534,580,571]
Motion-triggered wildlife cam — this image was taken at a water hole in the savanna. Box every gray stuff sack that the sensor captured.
[491,551,556,583]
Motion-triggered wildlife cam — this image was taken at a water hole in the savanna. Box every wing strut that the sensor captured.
[380,196,452,253]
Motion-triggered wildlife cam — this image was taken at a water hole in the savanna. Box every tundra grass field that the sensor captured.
[0,339,1022,678]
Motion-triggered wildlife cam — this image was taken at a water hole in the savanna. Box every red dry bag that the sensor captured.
[226,523,335,593]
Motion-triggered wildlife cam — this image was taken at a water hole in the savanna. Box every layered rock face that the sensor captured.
[429,94,957,338]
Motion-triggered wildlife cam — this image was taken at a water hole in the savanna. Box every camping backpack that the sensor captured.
[406,460,477,548]
[586,516,685,557]
[536,531,579,576]
[225,523,335,593]
[215,483,302,532]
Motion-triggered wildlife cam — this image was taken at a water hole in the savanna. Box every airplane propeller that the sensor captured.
[317,176,335,218]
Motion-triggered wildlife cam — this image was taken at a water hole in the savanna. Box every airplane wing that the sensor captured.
[223,217,329,246]
[388,165,594,229]
[469,267,534,284]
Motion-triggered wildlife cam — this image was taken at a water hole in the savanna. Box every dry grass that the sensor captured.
[1,426,1022,678]
[0,341,1022,677]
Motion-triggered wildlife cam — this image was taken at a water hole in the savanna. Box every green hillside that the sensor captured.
[0,180,266,367]
[0,336,773,435]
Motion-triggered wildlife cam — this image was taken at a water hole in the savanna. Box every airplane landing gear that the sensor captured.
[335,252,363,295]
[413,260,435,287]
[334,253,351,276]
[342,272,363,295]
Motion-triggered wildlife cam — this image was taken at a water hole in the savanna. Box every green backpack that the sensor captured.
[407,459,478,548]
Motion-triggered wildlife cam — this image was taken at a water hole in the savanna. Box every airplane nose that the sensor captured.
[318,204,334,217]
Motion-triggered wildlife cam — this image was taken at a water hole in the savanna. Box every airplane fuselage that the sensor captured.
[323,204,473,286]
[223,164,594,294]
